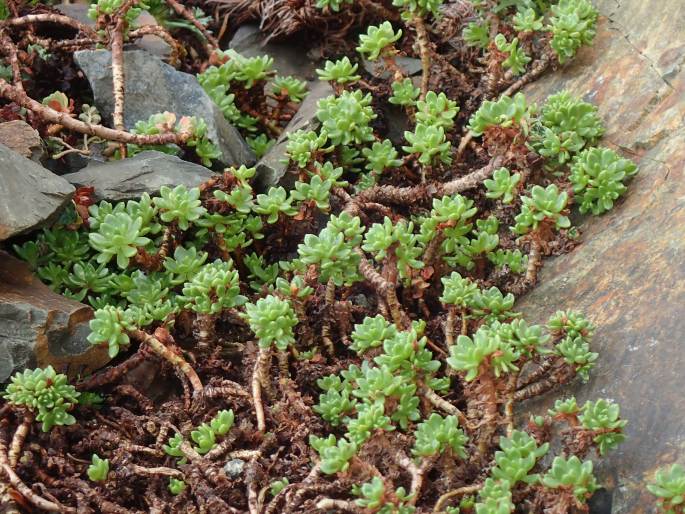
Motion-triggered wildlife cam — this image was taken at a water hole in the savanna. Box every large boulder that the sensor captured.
[518,1,685,512]
[0,252,109,383]
[0,143,74,242]
[62,150,217,202]
[73,49,255,168]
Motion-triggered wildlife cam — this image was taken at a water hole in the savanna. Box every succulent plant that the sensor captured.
[191,423,216,454]
[463,21,490,48]
[468,93,530,136]
[412,413,468,458]
[244,295,298,351]
[350,315,398,354]
[37,262,69,291]
[345,400,395,445]
[513,184,570,235]
[491,430,549,485]
[40,228,90,266]
[87,305,134,358]
[285,128,328,168]
[548,397,580,419]
[180,260,245,315]
[292,175,333,211]
[87,454,109,482]
[88,0,142,26]
[191,409,235,454]
[153,185,206,230]
[310,435,357,474]
[315,0,352,12]
[513,8,543,31]
[316,90,376,146]
[272,75,307,102]
[578,399,626,455]
[389,78,421,106]
[648,464,685,513]
[357,22,402,60]
[495,34,531,76]
[13,240,43,270]
[447,327,519,381]
[314,381,357,426]
[475,478,514,514]
[316,57,361,84]
[403,123,452,164]
[541,456,597,501]
[549,0,599,63]
[246,133,275,159]
[354,476,415,514]
[470,287,518,322]
[484,167,521,204]
[224,50,274,88]
[163,433,187,464]
[298,214,363,286]
[416,91,460,130]
[169,478,187,495]
[539,90,604,143]
[3,366,80,432]
[269,478,289,496]
[362,217,423,282]
[570,146,638,215]
[392,0,443,18]
[178,117,221,166]
[440,272,478,308]
[553,336,597,381]
[362,139,403,173]
[163,246,208,285]
[547,310,594,340]
[492,318,549,356]
[254,186,297,223]
[488,249,528,274]
[531,126,584,167]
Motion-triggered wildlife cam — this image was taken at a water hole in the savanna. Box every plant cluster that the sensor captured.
[197,48,308,154]
[0,0,644,511]
[124,112,221,166]
[649,464,685,513]
[2,366,80,432]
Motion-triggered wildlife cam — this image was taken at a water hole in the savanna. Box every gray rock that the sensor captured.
[255,81,334,190]
[62,151,217,202]
[229,23,317,81]
[0,143,74,242]
[55,3,92,26]
[223,459,245,478]
[73,49,255,167]
[0,252,110,383]
[362,57,423,79]
[517,1,685,512]
[0,120,45,162]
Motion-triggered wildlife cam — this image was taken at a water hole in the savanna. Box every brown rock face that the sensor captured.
[0,120,44,161]
[0,252,110,383]
[518,1,685,512]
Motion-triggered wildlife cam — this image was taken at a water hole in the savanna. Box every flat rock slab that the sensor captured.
[73,49,255,168]
[0,142,74,242]
[518,1,685,512]
[62,150,217,202]
[0,252,109,383]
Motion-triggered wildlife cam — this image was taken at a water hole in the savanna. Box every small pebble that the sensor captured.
[223,459,245,478]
